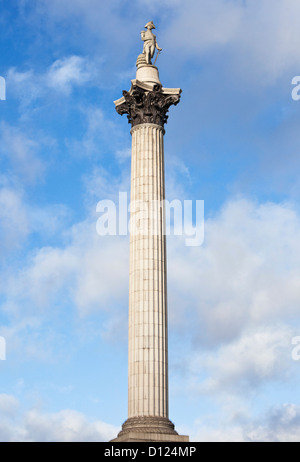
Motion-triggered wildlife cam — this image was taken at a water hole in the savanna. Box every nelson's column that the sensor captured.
[112,22,189,443]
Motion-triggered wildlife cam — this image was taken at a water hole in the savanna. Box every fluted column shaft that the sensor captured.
[128,123,168,419]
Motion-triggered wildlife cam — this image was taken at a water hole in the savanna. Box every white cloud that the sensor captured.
[83,165,130,206]
[115,147,131,164]
[0,395,117,442]
[161,0,300,83]
[0,121,71,255]
[46,56,94,94]
[20,0,300,84]
[2,219,128,318]
[168,199,300,346]
[8,55,96,104]
[0,183,71,260]
[2,195,300,374]
[0,123,45,184]
[0,186,29,255]
[23,409,117,442]
[0,168,129,361]
[163,197,300,432]
[0,165,70,258]
[246,404,300,442]
[0,394,19,416]
[192,325,294,394]
[192,403,300,442]
[22,391,300,443]
[67,107,120,158]
[28,0,136,48]
[192,423,246,443]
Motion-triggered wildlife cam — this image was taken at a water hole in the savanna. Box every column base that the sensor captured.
[111,416,189,443]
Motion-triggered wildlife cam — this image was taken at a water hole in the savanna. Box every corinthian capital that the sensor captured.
[114,81,182,129]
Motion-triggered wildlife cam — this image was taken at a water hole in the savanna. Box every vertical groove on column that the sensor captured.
[158,127,162,417]
[139,125,144,416]
[161,129,165,417]
[128,128,133,418]
[133,128,136,417]
[148,126,152,417]
[143,125,147,416]
[160,130,164,417]
[140,126,144,416]
[132,128,135,419]
[150,126,154,417]
[154,126,159,417]
[146,127,149,417]
[156,126,161,417]
[132,127,136,418]
[134,126,138,418]
[154,126,157,415]
[160,127,165,418]
[161,130,168,417]
[153,126,157,417]
[162,130,165,418]
[158,128,163,418]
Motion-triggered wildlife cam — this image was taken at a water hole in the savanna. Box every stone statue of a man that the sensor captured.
[141,21,162,65]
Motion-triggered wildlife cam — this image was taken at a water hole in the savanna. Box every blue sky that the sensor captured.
[1,0,300,441]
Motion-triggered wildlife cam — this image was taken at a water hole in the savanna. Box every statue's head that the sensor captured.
[145,21,155,30]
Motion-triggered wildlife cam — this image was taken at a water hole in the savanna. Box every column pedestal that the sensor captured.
[111,416,189,442]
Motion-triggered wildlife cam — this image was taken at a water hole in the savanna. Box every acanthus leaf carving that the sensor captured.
[115,84,181,128]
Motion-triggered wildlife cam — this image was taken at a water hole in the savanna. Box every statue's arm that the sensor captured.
[155,41,162,51]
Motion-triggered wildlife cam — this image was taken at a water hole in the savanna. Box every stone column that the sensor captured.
[112,70,188,442]
[128,123,168,420]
